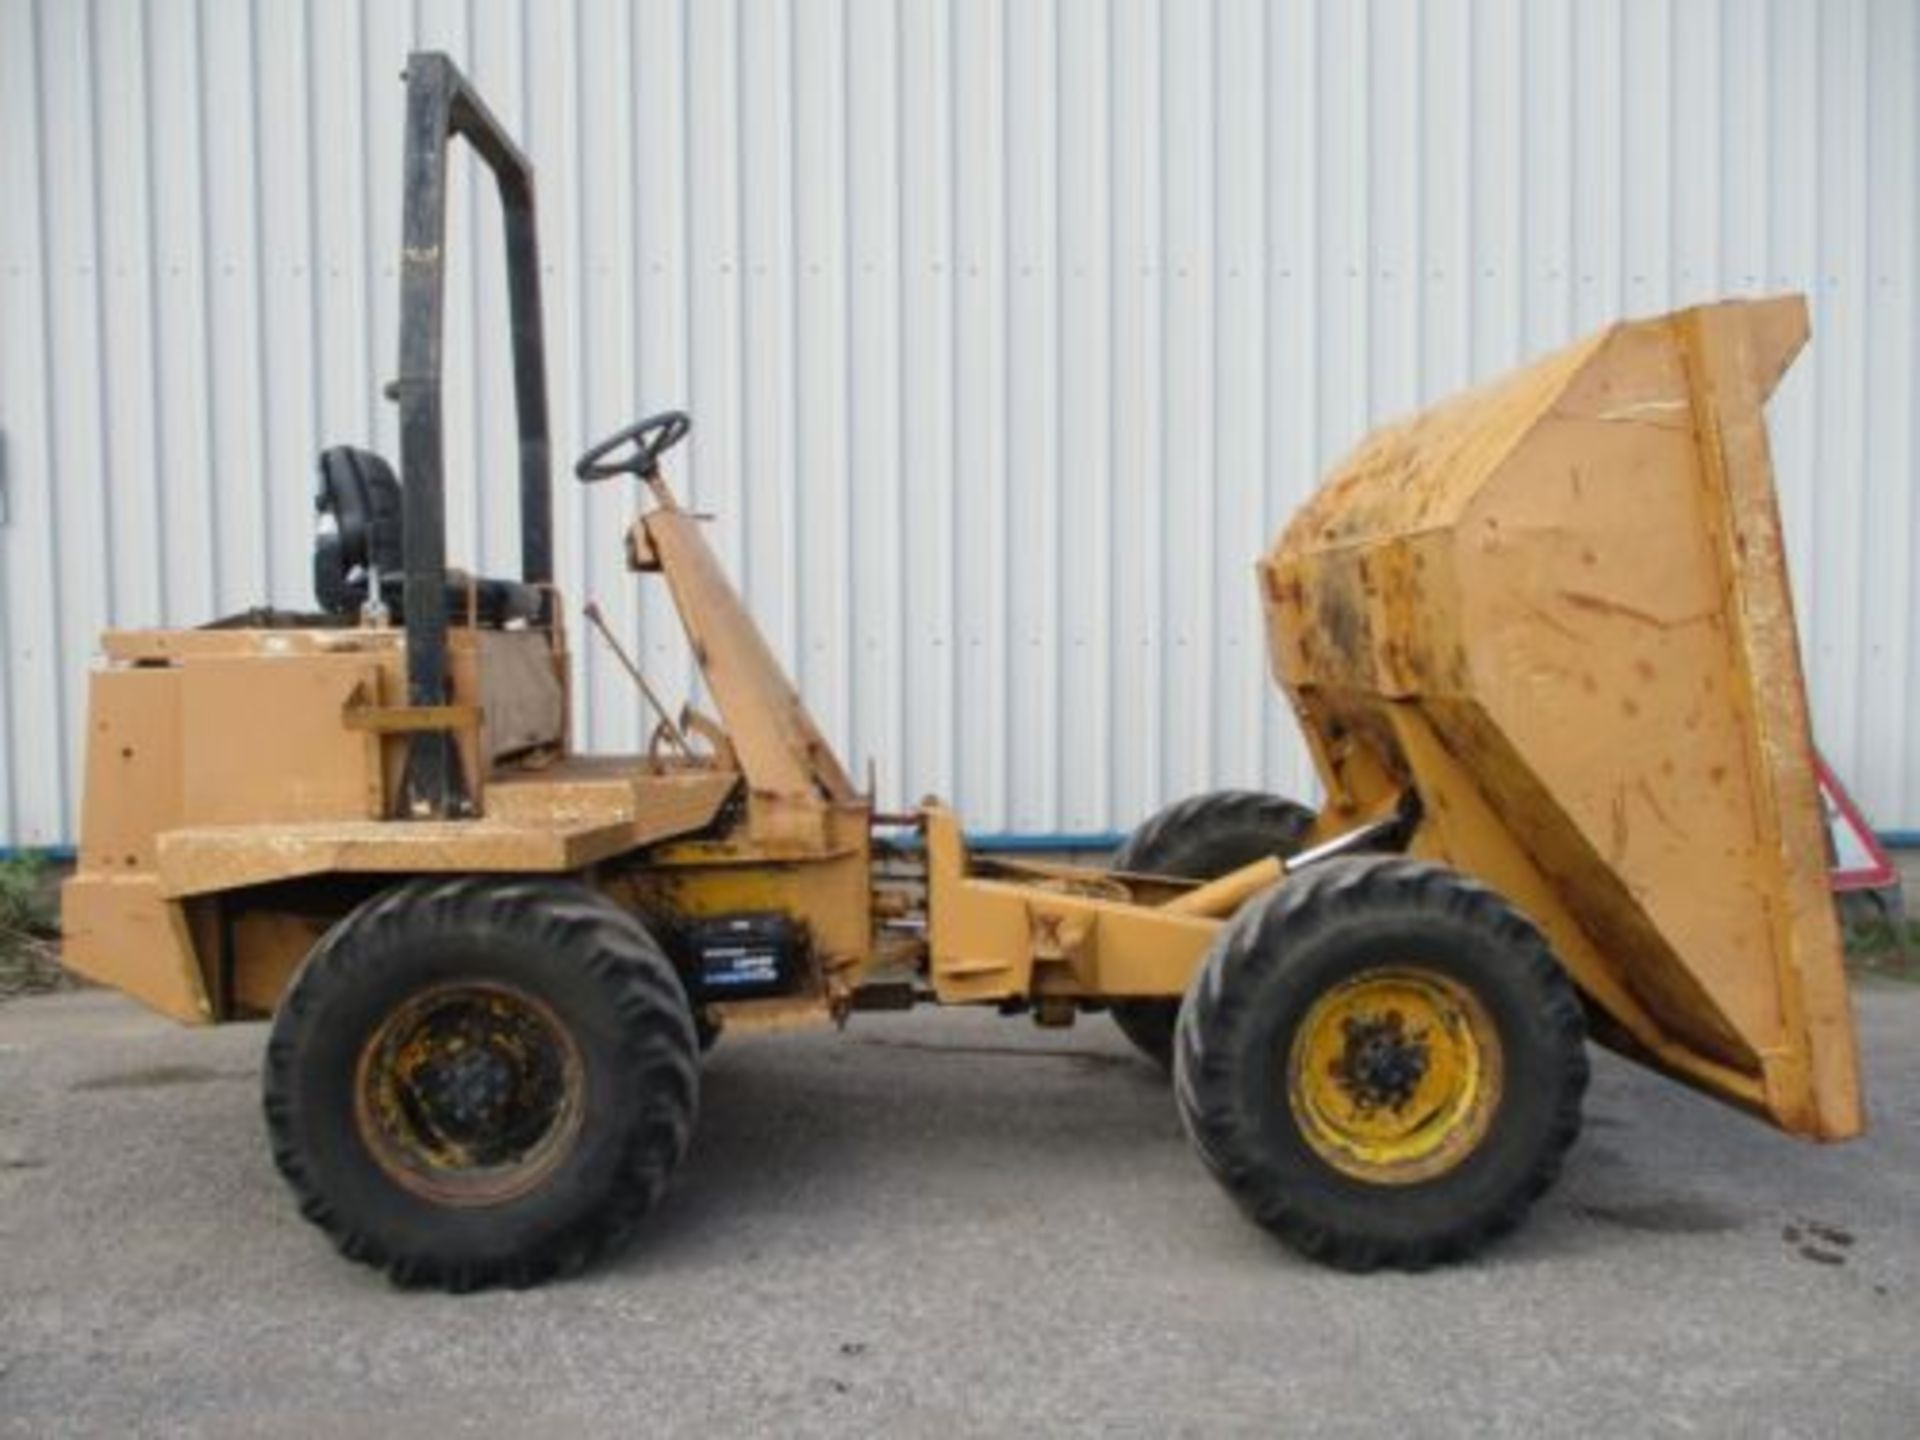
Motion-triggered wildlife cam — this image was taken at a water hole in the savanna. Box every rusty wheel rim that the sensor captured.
[354,980,585,1207]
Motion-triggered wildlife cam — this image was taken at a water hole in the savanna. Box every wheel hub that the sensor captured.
[421,1046,517,1133]
[1287,967,1503,1185]
[1336,1010,1431,1112]
[355,980,585,1206]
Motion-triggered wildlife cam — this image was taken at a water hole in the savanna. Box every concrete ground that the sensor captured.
[1,983,1916,1439]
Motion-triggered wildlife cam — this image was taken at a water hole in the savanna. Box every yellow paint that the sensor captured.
[61,283,1862,1167]
[923,806,1225,1003]
[1161,856,1284,917]
[1263,296,1860,1141]
[1289,968,1501,1184]
[60,875,213,1024]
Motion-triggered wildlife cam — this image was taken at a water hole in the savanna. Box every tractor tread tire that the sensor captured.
[1173,855,1587,1272]
[264,876,698,1292]
[1110,791,1317,1070]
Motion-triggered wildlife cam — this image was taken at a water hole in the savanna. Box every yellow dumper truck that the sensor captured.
[62,55,1858,1290]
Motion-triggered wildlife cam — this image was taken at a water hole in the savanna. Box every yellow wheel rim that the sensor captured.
[1288,967,1502,1185]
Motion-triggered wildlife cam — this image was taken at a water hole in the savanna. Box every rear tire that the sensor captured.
[1110,791,1316,1070]
[1173,856,1587,1271]
[264,876,698,1291]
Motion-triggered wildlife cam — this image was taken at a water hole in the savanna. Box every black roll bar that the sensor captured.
[393,52,553,817]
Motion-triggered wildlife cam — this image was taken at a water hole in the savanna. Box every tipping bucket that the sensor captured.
[1262,297,1860,1140]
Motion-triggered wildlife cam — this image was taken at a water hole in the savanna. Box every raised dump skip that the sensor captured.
[1263,296,1861,1142]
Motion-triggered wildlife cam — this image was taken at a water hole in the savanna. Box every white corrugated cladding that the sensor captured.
[1,0,1916,848]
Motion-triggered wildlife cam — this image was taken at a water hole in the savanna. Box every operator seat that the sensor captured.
[312,447,541,625]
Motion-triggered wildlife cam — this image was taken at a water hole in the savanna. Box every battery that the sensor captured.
[684,912,799,1001]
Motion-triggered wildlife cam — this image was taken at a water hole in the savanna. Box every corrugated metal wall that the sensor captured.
[3,0,1917,848]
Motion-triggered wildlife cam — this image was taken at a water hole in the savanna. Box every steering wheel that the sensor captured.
[574,409,692,482]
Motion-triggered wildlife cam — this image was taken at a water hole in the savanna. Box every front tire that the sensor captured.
[1174,856,1587,1271]
[264,877,698,1291]
[1110,790,1317,1070]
